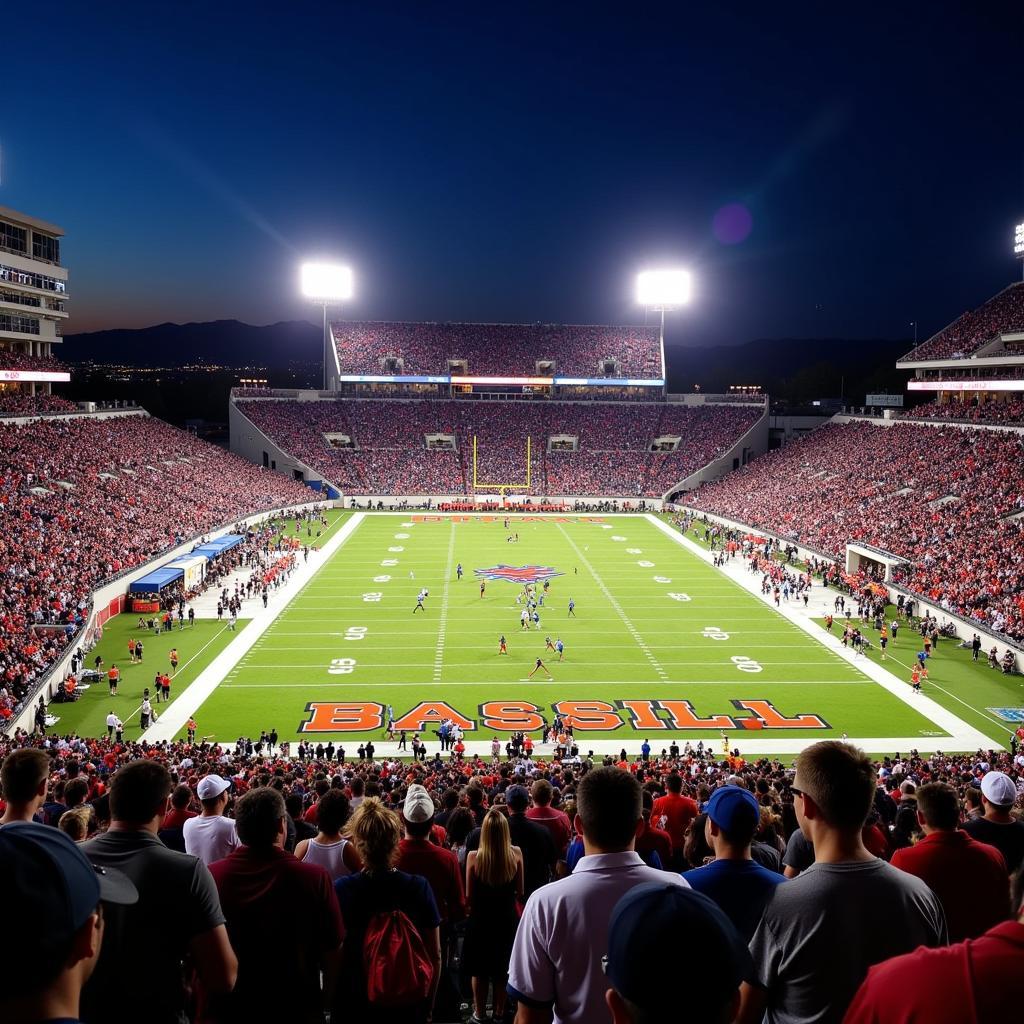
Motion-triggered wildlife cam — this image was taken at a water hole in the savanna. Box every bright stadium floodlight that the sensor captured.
[637,268,692,387]
[300,262,354,391]
[301,262,354,302]
[636,268,692,309]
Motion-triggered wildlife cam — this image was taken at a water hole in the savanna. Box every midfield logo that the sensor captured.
[474,565,565,584]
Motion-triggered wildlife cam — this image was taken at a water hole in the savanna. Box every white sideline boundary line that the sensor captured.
[143,513,367,741]
[644,514,998,753]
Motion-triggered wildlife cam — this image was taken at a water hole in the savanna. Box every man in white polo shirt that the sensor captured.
[183,774,238,865]
[507,766,689,1024]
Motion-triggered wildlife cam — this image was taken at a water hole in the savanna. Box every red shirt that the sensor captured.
[396,837,466,923]
[635,820,673,867]
[651,791,699,852]
[890,829,1009,942]
[161,807,197,830]
[525,805,571,855]
[843,920,1024,1023]
[209,845,343,1019]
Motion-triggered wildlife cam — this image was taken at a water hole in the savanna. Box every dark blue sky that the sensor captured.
[2,2,1022,348]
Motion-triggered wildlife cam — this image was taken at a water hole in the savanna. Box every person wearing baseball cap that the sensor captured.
[682,784,785,941]
[2,821,137,1023]
[604,881,752,1023]
[184,773,239,866]
[964,769,1024,873]
[396,783,465,1022]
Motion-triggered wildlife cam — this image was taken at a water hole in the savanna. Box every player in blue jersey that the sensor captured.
[568,598,576,617]
[555,637,565,661]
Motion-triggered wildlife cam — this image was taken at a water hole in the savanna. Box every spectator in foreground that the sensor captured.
[738,742,946,1024]
[507,766,689,1024]
[683,784,786,941]
[651,771,699,869]
[525,778,571,856]
[2,821,137,1024]
[604,881,752,1024]
[0,746,50,824]
[334,798,441,1023]
[465,808,524,1024]
[844,864,1024,1022]
[890,781,1010,941]
[963,770,1024,874]
[295,788,362,880]
[467,783,557,896]
[184,774,239,865]
[207,787,343,1023]
[397,783,465,1020]
[80,760,238,1024]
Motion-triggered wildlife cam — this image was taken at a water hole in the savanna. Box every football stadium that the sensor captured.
[1,8,1023,1024]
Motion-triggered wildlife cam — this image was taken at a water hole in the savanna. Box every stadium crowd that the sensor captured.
[1,731,1022,1023]
[0,414,313,723]
[902,396,1024,425]
[332,321,663,379]
[688,420,1024,641]
[901,282,1024,361]
[239,398,760,497]
[0,390,78,415]
[0,348,66,372]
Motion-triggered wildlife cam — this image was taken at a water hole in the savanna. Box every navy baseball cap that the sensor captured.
[0,822,138,952]
[506,784,530,810]
[706,785,761,832]
[605,883,753,1014]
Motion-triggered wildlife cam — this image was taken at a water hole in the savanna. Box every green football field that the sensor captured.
[118,510,1019,755]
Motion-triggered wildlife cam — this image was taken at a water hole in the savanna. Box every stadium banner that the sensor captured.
[907,379,1024,392]
[0,369,71,382]
[865,393,903,407]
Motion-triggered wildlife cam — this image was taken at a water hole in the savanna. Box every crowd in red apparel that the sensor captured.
[239,398,761,497]
[902,283,1024,361]
[688,421,1024,641]
[0,391,78,415]
[332,321,662,378]
[902,397,1024,425]
[0,349,66,372]
[0,414,313,718]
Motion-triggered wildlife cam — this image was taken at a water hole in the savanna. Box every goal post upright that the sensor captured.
[470,433,533,496]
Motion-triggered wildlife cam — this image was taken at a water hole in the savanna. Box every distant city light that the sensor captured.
[300,262,353,301]
[636,269,692,308]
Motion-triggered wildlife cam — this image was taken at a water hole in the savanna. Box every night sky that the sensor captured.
[2,2,1021,350]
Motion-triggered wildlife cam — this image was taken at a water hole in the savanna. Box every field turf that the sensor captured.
[165,513,1000,750]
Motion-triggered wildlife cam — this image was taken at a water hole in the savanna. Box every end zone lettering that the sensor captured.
[299,698,828,733]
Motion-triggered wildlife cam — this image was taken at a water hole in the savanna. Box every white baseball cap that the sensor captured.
[197,774,231,801]
[980,771,1017,808]
[403,784,434,823]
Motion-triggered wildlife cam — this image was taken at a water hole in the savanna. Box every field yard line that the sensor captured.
[433,522,457,681]
[645,514,998,751]
[555,522,669,681]
[142,512,367,741]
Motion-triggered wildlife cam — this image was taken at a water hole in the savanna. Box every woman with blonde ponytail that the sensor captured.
[465,808,524,1023]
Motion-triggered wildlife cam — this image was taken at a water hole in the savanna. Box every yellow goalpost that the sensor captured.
[471,435,532,499]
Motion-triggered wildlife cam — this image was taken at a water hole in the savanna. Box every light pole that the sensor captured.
[300,262,354,392]
[636,269,692,384]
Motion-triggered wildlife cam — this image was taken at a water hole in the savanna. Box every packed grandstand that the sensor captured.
[3,281,1024,1023]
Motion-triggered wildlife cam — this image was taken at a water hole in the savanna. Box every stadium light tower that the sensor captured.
[636,269,692,382]
[301,262,354,391]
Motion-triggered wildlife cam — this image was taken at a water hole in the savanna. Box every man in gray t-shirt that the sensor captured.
[80,761,237,1024]
[739,743,946,1024]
